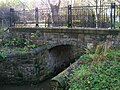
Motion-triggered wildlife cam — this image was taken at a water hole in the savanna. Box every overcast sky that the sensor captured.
[0,0,118,6]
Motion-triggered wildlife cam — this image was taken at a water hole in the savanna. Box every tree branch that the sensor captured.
[48,0,51,5]
[58,0,61,7]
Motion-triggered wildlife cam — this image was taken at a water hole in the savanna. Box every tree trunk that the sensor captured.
[50,60,87,89]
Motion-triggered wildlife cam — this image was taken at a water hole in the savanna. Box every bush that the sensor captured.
[0,36,38,52]
[68,49,120,90]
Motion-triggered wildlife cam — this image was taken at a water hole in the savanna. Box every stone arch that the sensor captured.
[47,45,74,74]
[46,39,79,49]
[47,40,80,74]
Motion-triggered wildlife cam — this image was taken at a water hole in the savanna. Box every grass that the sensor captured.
[68,44,120,90]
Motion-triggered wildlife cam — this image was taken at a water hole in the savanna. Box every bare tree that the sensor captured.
[48,0,61,26]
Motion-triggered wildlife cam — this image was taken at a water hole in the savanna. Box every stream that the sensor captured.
[0,79,50,90]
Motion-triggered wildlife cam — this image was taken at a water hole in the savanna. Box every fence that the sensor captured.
[10,3,120,29]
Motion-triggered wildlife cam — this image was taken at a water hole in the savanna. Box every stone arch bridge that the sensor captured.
[0,27,120,84]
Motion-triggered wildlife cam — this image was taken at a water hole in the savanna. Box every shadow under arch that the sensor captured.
[47,44,75,74]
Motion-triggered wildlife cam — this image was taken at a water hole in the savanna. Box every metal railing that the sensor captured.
[9,4,120,29]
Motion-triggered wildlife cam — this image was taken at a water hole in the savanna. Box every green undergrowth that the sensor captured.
[1,37,38,50]
[68,43,120,90]
[0,36,38,59]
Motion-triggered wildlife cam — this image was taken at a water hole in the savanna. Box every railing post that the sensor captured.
[118,4,120,29]
[95,0,98,28]
[47,14,51,27]
[113,3,116,29]
[68,5,72,28]
[23,8,26,26]
[35,7,39,27]
[110,3,115,29]
[10,8,15,27]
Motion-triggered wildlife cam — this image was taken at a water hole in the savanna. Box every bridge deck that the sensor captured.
[9,27,120,35]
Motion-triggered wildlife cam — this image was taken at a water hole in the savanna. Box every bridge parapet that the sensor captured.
[9,27,120,50]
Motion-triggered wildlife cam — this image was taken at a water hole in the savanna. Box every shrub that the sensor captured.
[68,49,120,90]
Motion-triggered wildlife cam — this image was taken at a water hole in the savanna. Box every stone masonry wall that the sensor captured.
[0,46,51,85]
[0,43,81,85]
